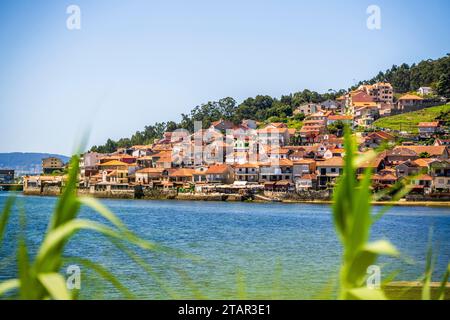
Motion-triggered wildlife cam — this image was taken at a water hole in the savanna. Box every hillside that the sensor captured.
[90,54,450,152]
[0,153,70,175]
[373,104,450,133]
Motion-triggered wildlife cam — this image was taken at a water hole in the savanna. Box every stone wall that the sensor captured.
[265,189,332,201]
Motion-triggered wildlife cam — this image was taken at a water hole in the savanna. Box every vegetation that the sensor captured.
[327,120,345,135]
[373,104,450,133]
[332,128,449,299]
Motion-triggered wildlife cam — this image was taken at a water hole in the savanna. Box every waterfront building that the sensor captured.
[42,157,65,174]
[0,169,14,184]
[316,157,344,189]
[234,163,259,183]
[259,159,293,182]
[205,164,234,184]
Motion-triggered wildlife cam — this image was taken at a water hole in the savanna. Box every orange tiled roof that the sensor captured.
[170,168,195,177]
[206,164,230,174]
[328,115,353,121]
[316,157,344,167]
[401,146,447,156]
[418,122,439,127]
[398,94,423,100]
[98,160,130,167]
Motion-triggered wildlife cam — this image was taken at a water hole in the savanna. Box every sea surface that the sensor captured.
[0,192,449,299]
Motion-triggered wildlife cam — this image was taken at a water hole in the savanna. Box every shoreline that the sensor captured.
[281,199,450,207]
[14,191,450,207]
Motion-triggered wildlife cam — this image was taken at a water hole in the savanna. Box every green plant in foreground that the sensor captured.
[333,127,449,300]
[0,155,181,300]
[333,127,400,299]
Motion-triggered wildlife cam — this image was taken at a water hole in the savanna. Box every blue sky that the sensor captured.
[0,0,449,155]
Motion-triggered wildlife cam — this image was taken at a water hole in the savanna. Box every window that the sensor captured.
[331,168,336,173]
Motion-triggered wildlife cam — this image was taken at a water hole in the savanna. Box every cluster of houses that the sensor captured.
[21,82,450,199]
[23,126,449,198]
[296,83,442,132]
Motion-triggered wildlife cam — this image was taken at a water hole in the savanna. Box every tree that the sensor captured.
[327,121,345,135]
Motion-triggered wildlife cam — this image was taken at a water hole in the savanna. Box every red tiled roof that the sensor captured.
[206,164,230,174]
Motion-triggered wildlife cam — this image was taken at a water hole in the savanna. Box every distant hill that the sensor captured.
[373,104,450,133]
[0,153,70,175]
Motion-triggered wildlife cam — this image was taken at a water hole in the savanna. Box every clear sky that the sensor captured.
[0,0,449,155]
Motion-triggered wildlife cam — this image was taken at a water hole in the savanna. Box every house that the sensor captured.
[99,154,136,165]
[292,159,316,179]
[397,94,423,111]
[371,169,398,189]
[359,82,394,104]
[193,167,208,184]
[295,174,317,190]
[131,145,153,158]
[100,169,128,184]
[323,148,344,159]
[80,152,102,185]
[386,147,419,164]
[169,168,195,186]
[429,160,450,191]
[356,155,385,174]
[400,146,449,159]
[241,119,258,130]
[409,174,433,194]
[348,90,377,108]
[417,87,433,96]
[434,139,450,147]
[265,147,291,160]
[361,131,395,149]
[257,127,290,146]
[295,103,320,116]
[234,163,259,183]
[155,154,173,169]
[395,160,425,178]
[418,122,441,138]
[210,119,235,132]
[42,157,65,174]
[264,122,288,129]
[135,168,164,185]
[299,122,326,138]
[0,170,14,184]
[327,115,353,126]
[259,159,293,182]
[264,180,294,192]
[316,157,344,188]
[205,164,234,184]
[98,160,130,171]
[353,105,379,127]
[23,175,63,190]
[320,100,342,112]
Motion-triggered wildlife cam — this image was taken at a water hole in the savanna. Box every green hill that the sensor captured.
[373,104,450,133]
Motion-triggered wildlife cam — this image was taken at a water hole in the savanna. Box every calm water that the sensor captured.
[0,192,449,299]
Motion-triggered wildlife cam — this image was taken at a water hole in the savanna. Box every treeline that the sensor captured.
[90,89,344,153]
[353,54,450,96]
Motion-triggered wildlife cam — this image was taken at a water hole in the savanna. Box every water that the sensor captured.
[1,192,449,299]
